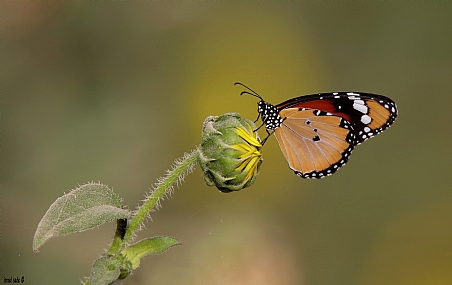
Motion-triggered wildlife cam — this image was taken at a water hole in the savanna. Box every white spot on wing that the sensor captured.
[354,99,365,105]
[353,101,368,114]
[361,114,372,124]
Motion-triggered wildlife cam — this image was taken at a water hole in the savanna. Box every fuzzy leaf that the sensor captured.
[122,236,181,269]
[33,182,130,252]
[88,255,120,285]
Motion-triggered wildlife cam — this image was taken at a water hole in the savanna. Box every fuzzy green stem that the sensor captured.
[122,149,199,245]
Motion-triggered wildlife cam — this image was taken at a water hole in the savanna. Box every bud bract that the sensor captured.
[198,113,263,193]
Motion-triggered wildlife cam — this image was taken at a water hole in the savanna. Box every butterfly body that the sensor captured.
[237,83,398,179]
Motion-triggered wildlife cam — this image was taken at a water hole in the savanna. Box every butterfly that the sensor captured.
[235,82,398,179]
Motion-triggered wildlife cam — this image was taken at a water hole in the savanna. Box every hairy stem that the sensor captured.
[122,149,199,245]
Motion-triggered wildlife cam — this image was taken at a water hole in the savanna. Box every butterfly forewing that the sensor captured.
[276,92,397,144]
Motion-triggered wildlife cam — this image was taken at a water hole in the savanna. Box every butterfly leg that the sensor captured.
[253,112,261,124]
[260,129,274,145]
[253,120,265,132]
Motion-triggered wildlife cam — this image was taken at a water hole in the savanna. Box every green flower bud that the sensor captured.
[198,113,263,193]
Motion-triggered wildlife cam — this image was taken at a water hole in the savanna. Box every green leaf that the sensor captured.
[88,255,120,285]
[33,182,130,252]
[122,236,181,269]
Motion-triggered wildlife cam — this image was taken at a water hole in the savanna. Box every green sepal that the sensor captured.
[122,236,181,269]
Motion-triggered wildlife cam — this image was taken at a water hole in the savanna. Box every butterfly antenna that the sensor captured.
[234,82,264,100]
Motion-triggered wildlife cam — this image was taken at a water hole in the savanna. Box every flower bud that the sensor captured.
[198,113,263,193]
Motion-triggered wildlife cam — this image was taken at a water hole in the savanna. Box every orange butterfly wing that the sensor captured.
[274,108,356,178]
[250,89,397,179]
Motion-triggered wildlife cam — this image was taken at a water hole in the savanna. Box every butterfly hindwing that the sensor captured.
[274,108,356,178]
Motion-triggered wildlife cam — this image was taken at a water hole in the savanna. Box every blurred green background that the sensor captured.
[3,2,452,285]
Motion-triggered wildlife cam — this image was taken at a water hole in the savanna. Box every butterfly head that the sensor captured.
[235,82,284,131]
